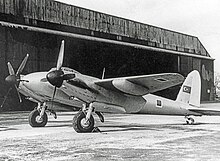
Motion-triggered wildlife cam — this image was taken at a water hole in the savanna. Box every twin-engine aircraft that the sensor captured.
[3,40,220,133]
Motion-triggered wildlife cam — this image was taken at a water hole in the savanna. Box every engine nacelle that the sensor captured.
[112,79,149,95]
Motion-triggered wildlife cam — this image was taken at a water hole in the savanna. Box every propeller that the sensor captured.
[46,40,75,106]
[1,54,29,108]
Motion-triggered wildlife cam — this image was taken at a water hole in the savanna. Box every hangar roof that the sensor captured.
[0,0,212,60]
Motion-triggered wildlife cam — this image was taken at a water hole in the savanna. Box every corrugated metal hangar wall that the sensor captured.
[0,0,214,111]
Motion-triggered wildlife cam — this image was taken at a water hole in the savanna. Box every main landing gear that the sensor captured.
[73,103,104,133]
[28,102,57,127]
[185,116,195,125]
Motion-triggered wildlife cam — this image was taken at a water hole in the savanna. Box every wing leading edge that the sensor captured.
[95,73,184,96]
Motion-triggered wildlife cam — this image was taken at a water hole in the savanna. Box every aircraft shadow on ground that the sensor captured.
[98,122,218,133]
[46,120,72,128]
[0,127,18,131]
[46,124,72,128]
[191,122,220,125]
[98,123,179,132]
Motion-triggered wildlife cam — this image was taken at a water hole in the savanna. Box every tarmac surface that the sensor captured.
[1,111,220,161]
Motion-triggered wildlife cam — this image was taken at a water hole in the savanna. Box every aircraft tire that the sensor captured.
[186,117,195,125]
[29,109,48,127]
[73,111,94,133]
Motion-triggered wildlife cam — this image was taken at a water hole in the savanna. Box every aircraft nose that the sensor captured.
[21,74,34,89]
[21,73,47,91]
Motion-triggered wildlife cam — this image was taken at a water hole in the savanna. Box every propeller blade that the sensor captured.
[1,88,12,108]
[56,40,64,70]
[52,87,57,101]
[51,87,57,109]
[14,85,22,103]
[16,54,29,76]
[7,62,15,75]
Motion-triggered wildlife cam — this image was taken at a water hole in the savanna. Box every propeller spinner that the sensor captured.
[46,70,65,88]
[46,40,75,88]
[46,40,75,105]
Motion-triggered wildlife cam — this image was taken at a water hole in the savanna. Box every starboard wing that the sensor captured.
[95,73,184,96]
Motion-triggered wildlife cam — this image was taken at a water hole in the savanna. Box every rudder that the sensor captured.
[176,70,201,107]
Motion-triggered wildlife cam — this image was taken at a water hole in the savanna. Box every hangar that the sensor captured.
[0,0,214,111]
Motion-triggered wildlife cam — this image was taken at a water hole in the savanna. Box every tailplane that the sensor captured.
[176,70,201,107]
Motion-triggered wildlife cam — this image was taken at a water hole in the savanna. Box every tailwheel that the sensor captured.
[186,116,195,125]
[73,111,94,133]
[29,109,48,127]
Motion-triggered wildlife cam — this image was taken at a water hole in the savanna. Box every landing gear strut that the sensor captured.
[29,103,48,127]
[73,103,104,133]
[95,111,104,123]
[185,116,195,125]
[73,103,95,133]
[73,111,95,133]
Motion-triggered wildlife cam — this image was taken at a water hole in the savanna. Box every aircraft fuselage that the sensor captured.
[20,70,200,117]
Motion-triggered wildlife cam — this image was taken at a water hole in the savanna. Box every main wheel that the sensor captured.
[73,111,94,133]
[29,109,48,127]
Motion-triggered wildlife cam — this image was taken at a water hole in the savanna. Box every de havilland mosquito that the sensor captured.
[3,40,220,132]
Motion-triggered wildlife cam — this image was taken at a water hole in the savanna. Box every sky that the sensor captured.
[57,0,220,73]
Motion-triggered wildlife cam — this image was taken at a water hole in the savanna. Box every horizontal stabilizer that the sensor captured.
[188,108,220,116]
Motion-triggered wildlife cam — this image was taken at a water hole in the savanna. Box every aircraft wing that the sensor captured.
[95,73,184,96]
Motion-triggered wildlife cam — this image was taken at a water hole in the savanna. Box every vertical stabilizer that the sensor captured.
[176,70,201,107]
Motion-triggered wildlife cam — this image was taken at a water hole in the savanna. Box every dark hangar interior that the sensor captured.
[0,0,214,111]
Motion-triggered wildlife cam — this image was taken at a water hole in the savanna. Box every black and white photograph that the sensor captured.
[0,0,220,160]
